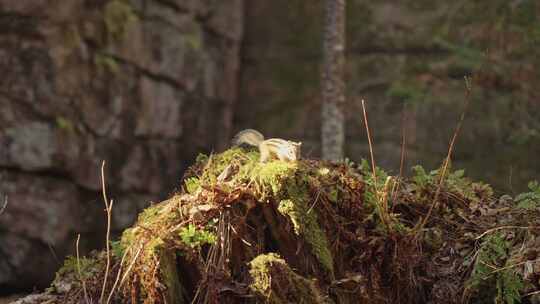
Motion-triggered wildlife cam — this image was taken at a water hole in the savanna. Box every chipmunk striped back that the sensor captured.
[259,138,301,162]
[231,129,301,162]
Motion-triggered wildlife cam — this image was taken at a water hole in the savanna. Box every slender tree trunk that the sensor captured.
[321,0,346,161]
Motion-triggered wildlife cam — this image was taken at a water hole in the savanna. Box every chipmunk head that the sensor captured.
[287,141,302,160]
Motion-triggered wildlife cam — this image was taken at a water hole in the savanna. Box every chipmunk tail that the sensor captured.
[232,129,265,147]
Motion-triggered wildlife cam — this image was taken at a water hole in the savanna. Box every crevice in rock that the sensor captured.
[0,165,100,196]
[142,15,187,33]
[152,0,190,15]
[0,12,46,39]
[99,51,188,90]
[348,45,450,56]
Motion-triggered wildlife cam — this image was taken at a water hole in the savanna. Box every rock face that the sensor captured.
[0,0,243,290]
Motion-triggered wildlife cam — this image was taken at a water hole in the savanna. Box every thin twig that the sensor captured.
[362,100,389,228]
[0,195,8,215]
[417,76,473,232]
[101,160,109,208]
[100,161,114,304]
[392,105,408,206]
[76,234,91,304]
[524,289,540,298]
[119,244,143,288]
[398,104,407,180]
[484,257,540,278]
[307,190,322,214]
[474,226,532,240]
[361,100,378,191]
[47,242,60,265]
[106,245,131,304]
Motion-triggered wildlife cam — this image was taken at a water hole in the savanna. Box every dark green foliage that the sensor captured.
[178,224,216,248]
[411,164,493,203]
[467,233,525,304]
[515,181,540,210]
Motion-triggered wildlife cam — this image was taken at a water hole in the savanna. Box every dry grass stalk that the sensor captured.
[398,106,407,180]
[361,99,378,192]
[100,160,114,304]
[361,99,391,229]
[106,245,132,304]
[392,105,408,204]
[417,76,473,232]
[474,225,532,240]
[76,234,91,304]
[192,211,231,304]
[0,195,7,215]
[119,244,144,288]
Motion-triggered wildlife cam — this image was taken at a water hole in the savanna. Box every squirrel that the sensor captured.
[232,129,302,162]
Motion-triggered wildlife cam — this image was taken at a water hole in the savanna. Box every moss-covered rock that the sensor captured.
[26,146,540,303]
[249,253,327,304]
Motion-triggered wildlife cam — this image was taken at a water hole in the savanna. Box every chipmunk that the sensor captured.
[232,129,301,162]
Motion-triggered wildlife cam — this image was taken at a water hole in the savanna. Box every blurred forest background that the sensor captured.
[0,0,539,296]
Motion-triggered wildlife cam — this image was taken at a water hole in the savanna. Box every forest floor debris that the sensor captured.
[12,147,540,303]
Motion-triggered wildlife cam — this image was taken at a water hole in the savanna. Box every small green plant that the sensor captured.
[179,224,216,248]
[56,255,97,280]
[111,240,124,258]
[467,233,525,304]
[411,165,433,188]
[515,180,540,210]
[411,164,493,203]
[359,159,388,185]
[184,177,200,194]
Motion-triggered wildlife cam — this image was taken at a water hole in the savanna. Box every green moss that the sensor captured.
[55,255,98,280]
[277,180,334,275]
[104,0,138,41]
[141,237,185,303]
[278,198,333,275]
[94,53,120,74]
[250,161,298,197]
[249,253,278,298]
[191,148,333,275]
[158,248,185,304]
[197,148,259,187]
[249,253,324,304]
[119,227,136,247]
[137,205,161,223]
[183,177,200,194]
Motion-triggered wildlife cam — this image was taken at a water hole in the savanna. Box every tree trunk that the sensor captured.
[321,0,346,161]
